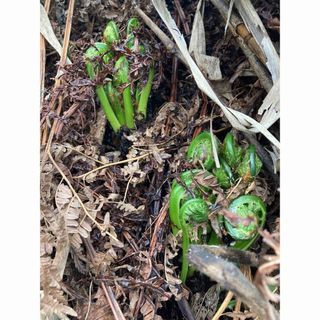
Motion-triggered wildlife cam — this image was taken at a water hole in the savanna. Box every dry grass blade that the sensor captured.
[189,0,222,81]
[224,0,235,35]
[188,245,280,320]
[151,0,279,149]
[40,0,51,103]
[234,0,280,82]
[257,79,280,130]
[40,3,71,64]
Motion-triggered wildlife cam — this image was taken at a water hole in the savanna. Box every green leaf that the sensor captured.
[103,21,120,44]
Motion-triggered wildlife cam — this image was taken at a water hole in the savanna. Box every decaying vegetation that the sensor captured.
[40,0,280,319]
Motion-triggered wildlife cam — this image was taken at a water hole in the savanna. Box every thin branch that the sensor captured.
[73,152,152,179]
[194,245,261,267]
[212,291,234,320]
[134,6,188,66]
[188,245,279,320]
[101,282,126,320]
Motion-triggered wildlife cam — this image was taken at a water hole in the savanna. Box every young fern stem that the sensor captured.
[114,56,135,129]
[123,86,135,129]
[95,87,121,133]
[137,65,155,119]
[85,59,121,133]
[105,82,126,126]
[169,170,214,283]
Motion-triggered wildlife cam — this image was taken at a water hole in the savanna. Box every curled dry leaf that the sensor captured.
[117,202,145,216]
[121,161,147,186]
[138,252,153,280]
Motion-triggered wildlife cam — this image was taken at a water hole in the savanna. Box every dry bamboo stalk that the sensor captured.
[234,0,280,82]
[210,0,273,92]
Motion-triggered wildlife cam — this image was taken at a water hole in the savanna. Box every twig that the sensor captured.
[193,245,261,267]
[212,291,234,320]
[84,281,93,320]
[74,152,152,179]
[149,201,168,257]
[188,245,280,320]
[192,93,208,138]
[101,282,126,320]
[134,6,187,66]
[123,173,133,203]
[174,0,190,35]
[177,299,196,320]
[169,11,180,103]
[83,238,126,320]
[211,0,266,64]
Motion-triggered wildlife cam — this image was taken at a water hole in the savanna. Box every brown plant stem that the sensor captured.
[41,0,75,158]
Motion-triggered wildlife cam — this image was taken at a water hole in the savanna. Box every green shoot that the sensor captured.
[137,65,155,119]
[114,56,135,129]
[85,46,121,132]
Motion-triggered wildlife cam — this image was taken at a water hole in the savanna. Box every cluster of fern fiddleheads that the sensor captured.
[169,131,266,282]
[84,18,154,132]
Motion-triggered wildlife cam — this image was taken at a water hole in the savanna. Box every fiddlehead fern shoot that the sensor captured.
[84,18,154,133]
[169,131,266,282]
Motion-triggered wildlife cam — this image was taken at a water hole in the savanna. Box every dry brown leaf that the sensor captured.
[138,253,153,280]
[128,289,140,318]
[140,299,155,320]
[55,183,99,265]
[40,4,72,64]
[41,287,77,320]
